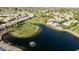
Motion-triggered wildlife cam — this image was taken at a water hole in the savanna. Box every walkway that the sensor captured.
[0,41,22,51]
[0,30,22,51]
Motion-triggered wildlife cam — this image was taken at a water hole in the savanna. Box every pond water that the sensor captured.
[2,23,79,51]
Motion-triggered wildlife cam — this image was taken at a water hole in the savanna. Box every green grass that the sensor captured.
[27,17,48,24]
[9,21,39,38]
[73,24,79,33]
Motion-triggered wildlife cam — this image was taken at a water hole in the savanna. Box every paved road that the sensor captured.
[0,41,22,51]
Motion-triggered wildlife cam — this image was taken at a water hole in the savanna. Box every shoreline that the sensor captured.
[0,41,22,51]
[46,24,79,39]
[65,30,79,38]
[10,26,41,39]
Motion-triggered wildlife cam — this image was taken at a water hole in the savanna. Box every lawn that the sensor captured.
[9,20,39,38]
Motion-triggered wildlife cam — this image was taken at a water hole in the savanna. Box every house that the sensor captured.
[3,17,13,22]
[63,21,71,26]
[0,24,7,29]
[52,23,59,27]
[47,18,55,25]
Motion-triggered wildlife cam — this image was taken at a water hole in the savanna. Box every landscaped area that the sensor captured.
[9,21,40,38]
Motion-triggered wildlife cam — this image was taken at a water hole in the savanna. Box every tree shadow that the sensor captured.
[2,23,79,51]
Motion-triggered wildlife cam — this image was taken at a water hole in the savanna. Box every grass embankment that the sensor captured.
[9,20,40,38]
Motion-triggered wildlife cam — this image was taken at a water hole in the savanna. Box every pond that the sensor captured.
[2,23,79,51]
